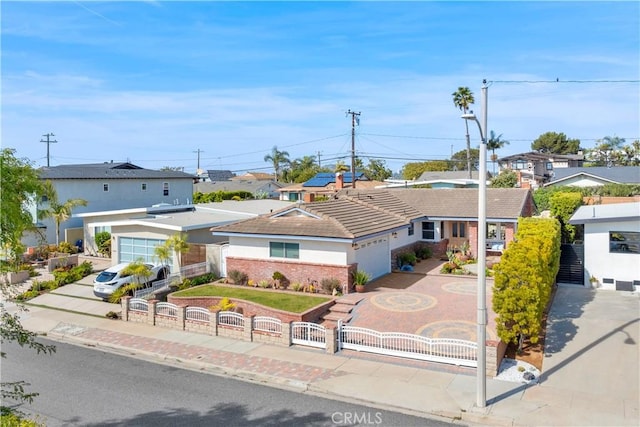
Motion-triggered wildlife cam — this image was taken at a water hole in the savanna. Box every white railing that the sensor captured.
[129,298,148,312]
[218,311,244,328]
[338,322,477,367]
[291,321,326,349]
[156,302,178,318]
[253,316,282,334]
[134,262,210,299]
[186,307,210,322]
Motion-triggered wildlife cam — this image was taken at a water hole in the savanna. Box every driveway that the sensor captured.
[345,259,499,344]
[540,286,639,414]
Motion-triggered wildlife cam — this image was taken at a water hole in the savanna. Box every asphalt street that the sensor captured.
[1,338,459,427]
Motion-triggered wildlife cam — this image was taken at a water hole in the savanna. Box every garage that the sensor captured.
[355,237,390,280]
[118,237,166,263]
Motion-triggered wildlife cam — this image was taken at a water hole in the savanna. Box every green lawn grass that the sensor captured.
[173,285,331,313]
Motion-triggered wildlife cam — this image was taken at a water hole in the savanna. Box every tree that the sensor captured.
[0,149,44,264]
[452,86,475,178]
[282,155,324,183]
[587,135,630,166]
[38,180,88,246]
[263,146,290,182]
[549,192,583,243]
[451,148,479,172]
[531,131,580,154]
[362,159,392,181]
[0,149,56,423]
[168,233,190,273]
[108,260,153,303]
[153,240,173,268]
[490,170,518,188]
[401,161,449,180]
[487,130,509,175]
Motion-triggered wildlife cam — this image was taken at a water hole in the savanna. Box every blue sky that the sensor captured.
[2,1,639,175]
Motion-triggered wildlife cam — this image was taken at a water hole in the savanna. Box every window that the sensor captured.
[511,160,527,170]
[452,222,466,238]
[487,223,506,240]
[103,183,109,192]
[163,182,169,196]
[269,242,300,259]
[546,162,553,171]
[422,222,435,240]
[141,183,147,191]
[609,231,640,254]
[408,223,414,236]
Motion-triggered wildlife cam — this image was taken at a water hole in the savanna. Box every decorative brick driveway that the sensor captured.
[345,259,498,342]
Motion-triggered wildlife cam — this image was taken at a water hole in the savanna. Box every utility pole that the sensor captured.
[193,149,204,171]
[40,133,57,167]
[346,110,361,189]
[317,151,322,168]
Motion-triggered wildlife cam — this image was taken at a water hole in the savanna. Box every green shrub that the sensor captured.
[227,270,248,286]
[189,273,218,287]
[416,246,432,259]
[258,279,271,288]
[321,277,342,295]
[398,252,417,266]
[57,241,76,254]
[291,283,303,292]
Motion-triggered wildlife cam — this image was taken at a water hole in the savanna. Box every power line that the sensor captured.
[490,79,639,84]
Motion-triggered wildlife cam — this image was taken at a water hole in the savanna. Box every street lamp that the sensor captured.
[461,80,488,408]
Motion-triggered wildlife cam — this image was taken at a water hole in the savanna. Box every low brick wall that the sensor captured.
[128,310,148,324]
[218,325,244,339]
[486,340,508,377]
[391,240,448,270]
[168,284,335,323]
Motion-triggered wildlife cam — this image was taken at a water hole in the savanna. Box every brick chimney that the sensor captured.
[335,172,344,190]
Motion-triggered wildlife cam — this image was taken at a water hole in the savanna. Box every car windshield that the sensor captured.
[95,271,118,283]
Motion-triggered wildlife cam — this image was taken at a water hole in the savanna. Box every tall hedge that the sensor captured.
[549,192,583,243]
[492,217,561,351]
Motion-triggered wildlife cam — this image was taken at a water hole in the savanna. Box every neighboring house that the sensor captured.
[194,180,283,199]
[231,172,275,181]
[278,172,383,202]
[569,202,640,291]
[206,169,235,181]
[75,199,293,274]
[379,171,489,189]
[544,166,640,188]
[498,152,584,188]
[212,188,534,289]
[29,162,195,247]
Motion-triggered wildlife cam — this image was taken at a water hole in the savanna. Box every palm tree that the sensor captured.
[263,146,290,182]
[154,241,173,270]
[452,87,475,179]
[38,180,88,246]
[487,131,510,175]
[168,233,190,275]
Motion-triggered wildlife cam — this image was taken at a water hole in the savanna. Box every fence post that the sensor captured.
[210,309,220,336]
[337,319,342,350]
[147,299,158,326]
[177,305,186,331]
[121,296,131,322]
[326,326,337,354]
[282,321,292,347]
[245,314,255,342]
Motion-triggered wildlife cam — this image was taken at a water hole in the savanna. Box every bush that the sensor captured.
[398,252,418,266]
[57,241,76,254]
[291,283,303,292]
[209,297,236,311]
[95,231,111,256]
[416,246,432,260]
[189,273,218,287]
[227,270,248,286]
[321,277,342,295]
[258,279,271,289]
[105,311,119,319]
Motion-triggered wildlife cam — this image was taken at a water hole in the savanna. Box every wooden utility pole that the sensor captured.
[346,110,361,189]
[40,133,57,167]
[193,149,204,171]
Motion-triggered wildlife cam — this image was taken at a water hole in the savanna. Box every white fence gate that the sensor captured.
[291,321,326,349]
[338,321,477,367]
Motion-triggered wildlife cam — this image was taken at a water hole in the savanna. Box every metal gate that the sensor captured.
[556,244,584,285]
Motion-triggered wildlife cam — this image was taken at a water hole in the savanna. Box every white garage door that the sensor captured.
[355,237,390,280]
[119,237,165,263]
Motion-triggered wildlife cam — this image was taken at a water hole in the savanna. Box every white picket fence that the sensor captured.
[185,306,210,322]
[254,316,282,334]
[338,321,477,367]
[134,262,209,299]
[218,311,244,328]
[129,298,148,312]
[291,321,326,349]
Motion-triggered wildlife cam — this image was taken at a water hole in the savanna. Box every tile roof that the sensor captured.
[212,188,531,239]
[39,162,195,180]
[380,188,532,220]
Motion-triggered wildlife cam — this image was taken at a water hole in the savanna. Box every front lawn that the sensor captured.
[172,285,332,313]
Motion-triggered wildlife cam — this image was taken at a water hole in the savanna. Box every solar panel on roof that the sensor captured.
[302,172,366,187]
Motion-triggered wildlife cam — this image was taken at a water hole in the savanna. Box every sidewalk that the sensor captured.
[9,290,638,427]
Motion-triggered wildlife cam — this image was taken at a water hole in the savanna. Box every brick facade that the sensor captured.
[390,240,449,270]
[225,257,356,291]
